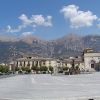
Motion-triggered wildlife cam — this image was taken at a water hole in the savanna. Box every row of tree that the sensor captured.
[15,65,80,75]
[0,64,80,75]
[58,65,80,75]
[15,66,54,74]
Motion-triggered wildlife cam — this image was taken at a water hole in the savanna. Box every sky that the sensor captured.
[0,0,100,40]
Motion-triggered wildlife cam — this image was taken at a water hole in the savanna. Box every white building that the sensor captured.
[83,48,100,71]
[84,52,100,71]
[9,48,100,73]
[14,56,58,68]
[63,57,84,70]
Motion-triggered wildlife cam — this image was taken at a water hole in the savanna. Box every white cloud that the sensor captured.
[60,5,98,28]
[6,14,52,33]
[6,25,22,33]
[19,14,32,25]
[19,14,52,27]
[22,32,32,36]
[31,15,52,26]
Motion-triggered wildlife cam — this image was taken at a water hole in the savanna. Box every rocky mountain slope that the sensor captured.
[0,34,100,63]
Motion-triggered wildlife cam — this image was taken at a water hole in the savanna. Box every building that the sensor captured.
[9,56,60,73]
[9,55,83,73]
[83,48,100,71]
[62,57,84,71]
[9,48,100,73]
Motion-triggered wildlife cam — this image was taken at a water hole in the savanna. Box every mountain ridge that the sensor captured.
[0,34,100,63]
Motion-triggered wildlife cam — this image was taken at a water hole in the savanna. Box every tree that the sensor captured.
[63,66,69,75]
[0,65,9,73]
[49,66,54,74]
[75,65,80,74]
[21,66,31,73]
[75,65,80,70]
[21,66,26,71]
[63,66,68,71]
[25,67,31,73]
[15,67,20,71]
[40,66,48,71]
[49,66,53,72]
[31,65,37,71]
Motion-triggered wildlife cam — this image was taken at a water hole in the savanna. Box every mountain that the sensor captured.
[0,34,100,63]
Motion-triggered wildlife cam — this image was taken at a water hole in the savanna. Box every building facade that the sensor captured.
[9,56,83,73]
[9,48,100,73]
[84,52,100,71]
[14,57,58,68]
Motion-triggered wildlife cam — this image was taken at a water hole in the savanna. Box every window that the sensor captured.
[91,64,94,68]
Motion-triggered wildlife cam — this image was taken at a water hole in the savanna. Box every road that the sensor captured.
[0,73,100,100]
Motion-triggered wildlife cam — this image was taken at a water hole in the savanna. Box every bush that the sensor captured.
[75,65,80,70]
[21,66,26,71]
[21,66,31,73]
[15,67,20,71]
[42,71,46,74]
[0,65,9,73]
[49,66,53,72]
[31,66,38,71]
[63,66,68,71]
[58,70,63,73]
[18,70,23,74]
[65,71,69,75]
[40,66,48,71]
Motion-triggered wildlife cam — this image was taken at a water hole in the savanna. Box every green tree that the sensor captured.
[49,66,53,72]
[0,65,9,73]
[75,65,80,70]
[21,66,26,71]
[75,65,80,74]
[31,65,37,71]
[63,66,68,71]
[25,67,31,73]
[63,66,69,75]
[15,67,20,71]
[21,66,31,73]
[40,66,48,71]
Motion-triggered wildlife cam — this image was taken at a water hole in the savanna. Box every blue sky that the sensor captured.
[0,0,100,40]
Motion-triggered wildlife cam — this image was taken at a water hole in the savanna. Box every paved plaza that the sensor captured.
[0,73,100,100]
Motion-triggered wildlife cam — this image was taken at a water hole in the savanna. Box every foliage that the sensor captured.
[68,65,80,75]
[31,65,38,71]
[21,66,31,73]
[0,65,9,73]
[15,67,20,71]
[63,66,69,71]
[75,65,80,70]
[21,66,26,71]
[40,66,48,71]
[49,66,53,72]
